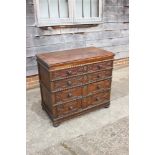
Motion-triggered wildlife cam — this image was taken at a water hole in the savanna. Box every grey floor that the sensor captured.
[27,67,129,155]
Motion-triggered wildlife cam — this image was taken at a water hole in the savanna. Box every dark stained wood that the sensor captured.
[55,87,82,103]
[85,90,111,107]
[36,47,115,127]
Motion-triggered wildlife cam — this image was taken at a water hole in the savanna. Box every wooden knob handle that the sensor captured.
[97,85,101,89]
[97,65,102,69]
[67,81,72,86]
[84,66,87,71]
[69,106,73,110]
[97,74,101,78]
[67,70,72,75]
[96,97,100,101]
[68,93,72,97]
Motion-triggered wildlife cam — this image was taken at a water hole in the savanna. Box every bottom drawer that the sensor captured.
[85,91,110,107]
[56,100,82,117]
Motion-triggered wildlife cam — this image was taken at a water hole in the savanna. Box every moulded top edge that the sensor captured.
[36,47,115,68]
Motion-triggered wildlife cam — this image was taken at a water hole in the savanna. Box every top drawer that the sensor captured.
[88,60,113,72]
[50,66,86,80]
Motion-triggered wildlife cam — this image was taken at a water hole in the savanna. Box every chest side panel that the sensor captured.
[38,63,50,90]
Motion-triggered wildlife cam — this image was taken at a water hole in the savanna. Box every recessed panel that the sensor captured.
[49,0,59,18]
[75,0,83,18]
[39,0,49,19]
[91,0,99,17]
[83,0,91,17]
[59,0,69,18]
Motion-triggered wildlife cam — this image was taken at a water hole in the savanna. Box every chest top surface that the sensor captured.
[36,47,114,67]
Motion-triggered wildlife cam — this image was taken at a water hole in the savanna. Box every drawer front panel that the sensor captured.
[88,69,112,82]
[55,87,82,103]
[51,75,83,90]
[88,79,112,94]
[92,91,110,103]
[56,100,82,116]
[51,66,85,80]
[84,91,110,107]
[88,60,113,72]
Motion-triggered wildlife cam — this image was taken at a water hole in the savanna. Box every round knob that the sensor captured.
[97,74,101,78]
[68,93,72,97]
[84,66,87,71]
[67,70,72,75]
[84,75,87,81]
[69,106,73,110]
[97,65,102,69]
[96,97,100,101]
[97,85,101,89]
[67,81,72,86]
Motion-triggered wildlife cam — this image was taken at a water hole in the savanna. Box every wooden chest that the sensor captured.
[36,47,115,127]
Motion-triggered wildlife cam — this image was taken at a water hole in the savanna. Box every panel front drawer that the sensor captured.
[56,100,82,116]
[87,79,112,94]
[88,60,113,72]
[51,76,83,90]
[84,91,111,107]
[91,91,110,105]
[88,69,112,82]
[55,87,82,103]
[50,66,85,80]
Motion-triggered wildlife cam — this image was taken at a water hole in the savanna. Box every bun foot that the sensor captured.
[104,103,110,108]
[41,104,45,110]
[53,122,60,127]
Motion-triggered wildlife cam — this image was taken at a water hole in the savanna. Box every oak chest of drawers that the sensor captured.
[36,47,115,127]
